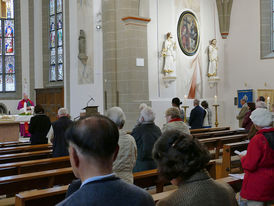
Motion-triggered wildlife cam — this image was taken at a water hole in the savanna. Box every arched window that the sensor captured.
[0,0,15,92]
[49,0,63,82]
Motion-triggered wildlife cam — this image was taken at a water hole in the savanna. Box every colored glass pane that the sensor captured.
[5,56,14,73]
[57,13,62,29]
[58,47,63,63]
[0,58,2,73]
[57,0,62,13]
[50,66,56,81]
[57,29,62,46]
[57,64,63,80]
[0,38,2,55]
[5,74,15,91]
[5,0,14,19]
[4,20,14,37]
[50,16,55,31]
[0,20,1,37]
[50,48,56,65]
[5,38,14,55]
[50,0,55,15]
[50,31,55,48]
[0,75,2,92]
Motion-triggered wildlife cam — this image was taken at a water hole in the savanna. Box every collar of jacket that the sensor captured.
[141,121,154,125]
[168,118,183,123]
[256,127,274,135]
[179,170,210,187]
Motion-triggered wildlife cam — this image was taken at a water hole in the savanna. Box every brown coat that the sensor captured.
[156,171,238,206]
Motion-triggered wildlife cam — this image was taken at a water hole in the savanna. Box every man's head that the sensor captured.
[65,115,119,180]
[250,108,272,130]
[23,93,28,100]
[106,107,126,129]
[240,98,246,106]
[165,107,180,122]
[256,96,265,102]
[193,99,200,106]
[58,108,68,118]
[138,103,147,112]
[140,107,155,123]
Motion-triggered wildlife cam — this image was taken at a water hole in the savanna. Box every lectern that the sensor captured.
[82,106,99,117]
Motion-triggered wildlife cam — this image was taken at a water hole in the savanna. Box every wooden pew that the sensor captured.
[200,133,248,159]
[0,150,52,164]
[152,176,243,203]
[0,156,70,177]
[222,142,249,177]
[190,127,230,134]
[0,144,52,155]
[0,141,30,148]
[0,167,75,196]
[192,129,246,139]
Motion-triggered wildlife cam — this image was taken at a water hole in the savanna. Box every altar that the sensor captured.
[0,115,33,142]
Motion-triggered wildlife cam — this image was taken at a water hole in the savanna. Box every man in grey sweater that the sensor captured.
[57,115,155,206]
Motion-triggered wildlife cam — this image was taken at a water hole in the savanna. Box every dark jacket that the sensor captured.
[157,170,237,206]
[57,176,155,206]
[52,116,73,157]
[189,106,205,129]
[29,114,51,145]
[242,110,252,131]
[132,122,161,172]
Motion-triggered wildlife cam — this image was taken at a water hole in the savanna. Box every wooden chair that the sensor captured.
[190,126,230,134]
[0,156,70,177]
[0,150,52,164]
[221,142,249,177]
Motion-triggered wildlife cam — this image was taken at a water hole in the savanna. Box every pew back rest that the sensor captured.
[0,144,52,155]
[190,127,230,134]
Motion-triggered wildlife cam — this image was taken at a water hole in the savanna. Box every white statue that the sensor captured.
[208,39,218,77]
[161,32,176,75]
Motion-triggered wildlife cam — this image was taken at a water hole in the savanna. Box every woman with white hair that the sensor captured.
[131,107,162,172]
[106,107,137,184]
[239,108,274,205]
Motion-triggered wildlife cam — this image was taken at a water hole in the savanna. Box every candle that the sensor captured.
[184,95,187,100]
[267,96,270,109]
[214,95,218,105]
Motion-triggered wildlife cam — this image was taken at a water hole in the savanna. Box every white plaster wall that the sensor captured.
[34,0,43,89]
[69,0,103,119]
[148,0,225,128]
[223,0,274,129]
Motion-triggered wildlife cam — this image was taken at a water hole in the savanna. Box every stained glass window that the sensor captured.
[0,0,15,92]
[49,0,63,82]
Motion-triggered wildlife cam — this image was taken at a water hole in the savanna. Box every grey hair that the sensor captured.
[58,108,68,116]
[194,99,200,105]
[256,101,267,109]
[140,107,155,122]
[139,103,148,112]
[106,107,126,128]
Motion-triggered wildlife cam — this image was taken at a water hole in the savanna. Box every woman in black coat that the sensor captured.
[29,104,51,145]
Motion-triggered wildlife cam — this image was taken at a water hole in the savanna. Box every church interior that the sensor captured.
[0,0,273,205]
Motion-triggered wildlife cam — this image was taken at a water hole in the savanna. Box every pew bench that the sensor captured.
[0,156,70,177]
[0,150,52,164]
[190,126,230,134]
[0,141,30,148]
[0,144,52,155]
[192,129,246,139]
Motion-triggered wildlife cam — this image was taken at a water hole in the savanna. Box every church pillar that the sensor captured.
[216,0,233,39]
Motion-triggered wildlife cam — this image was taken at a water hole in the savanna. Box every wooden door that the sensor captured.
[35,87,64,122]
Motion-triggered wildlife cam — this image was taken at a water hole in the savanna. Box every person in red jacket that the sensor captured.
[240,108,274,205]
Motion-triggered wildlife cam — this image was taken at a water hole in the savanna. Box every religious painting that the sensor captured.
[50,48,56,65]
[58,46,63,64]
[5,38,14,55]
[50,65,56,81]
[57,29,62,46]
[237,89,253,108]
[57,64,63,80]
[57,0,62,13]
[5,74,15,91]
[5,56,15,73]
[50,16,55,31]
[4,20,14,37]
[50,31,55,48]
[57,13,62,29]
[50,0,55,15]
[177,10,200,56]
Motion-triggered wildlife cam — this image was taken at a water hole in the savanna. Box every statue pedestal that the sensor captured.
[162,76,176,88]
[208,76,220,89]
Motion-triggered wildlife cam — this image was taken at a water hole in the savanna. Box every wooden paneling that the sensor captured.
[35,87,64,122]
